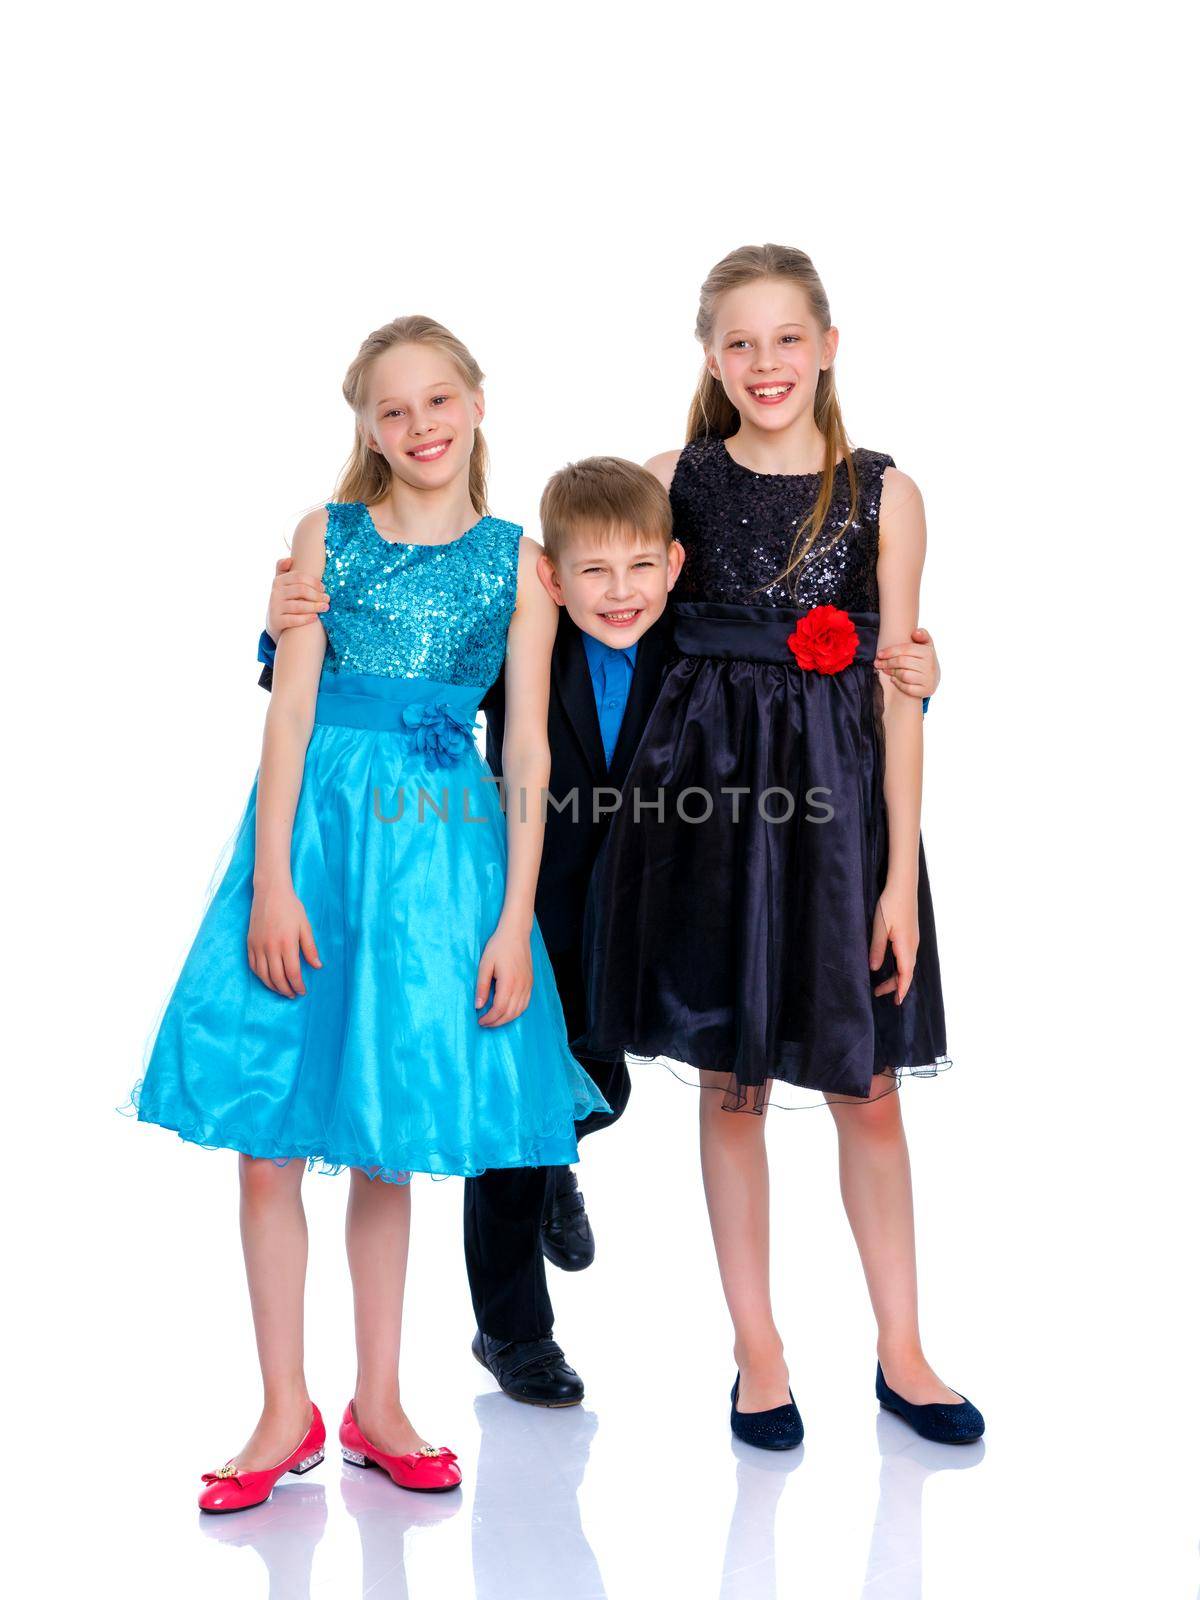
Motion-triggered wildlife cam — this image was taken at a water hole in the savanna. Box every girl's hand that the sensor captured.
[266,554,329,640]
[869,882,919,1005]
[248,881,322,997]
[873,626,940,699]
[475,918,534,1027]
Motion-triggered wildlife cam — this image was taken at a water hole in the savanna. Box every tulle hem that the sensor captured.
[623,1052,954,1112]
[119,1079,588,1181]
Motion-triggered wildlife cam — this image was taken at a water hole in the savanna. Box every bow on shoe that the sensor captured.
[201,1462,245,1487]
[401,1446,457,1467]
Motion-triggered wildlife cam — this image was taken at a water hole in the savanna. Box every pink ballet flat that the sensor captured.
[338,1401,461,1492]
[198,1404,326,1513]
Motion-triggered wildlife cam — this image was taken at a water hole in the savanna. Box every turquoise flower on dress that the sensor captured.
[402,701,475,767]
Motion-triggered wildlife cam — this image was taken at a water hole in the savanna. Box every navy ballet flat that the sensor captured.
[875,1362,985,1444]
[730,1373,804,1451]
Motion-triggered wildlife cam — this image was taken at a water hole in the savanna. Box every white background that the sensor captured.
[5,3,1196,1596]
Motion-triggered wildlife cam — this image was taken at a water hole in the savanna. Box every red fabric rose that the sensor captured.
[786,605,860,674]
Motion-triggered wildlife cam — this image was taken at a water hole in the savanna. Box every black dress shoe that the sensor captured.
[730,1373,804,1451]
[471,1329,585,1407]
[541,1168,595,1272]
[875,1362,985,1443]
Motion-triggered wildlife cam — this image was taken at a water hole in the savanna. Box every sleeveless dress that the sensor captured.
[131,502,608,1179]
[578,437,950,1110]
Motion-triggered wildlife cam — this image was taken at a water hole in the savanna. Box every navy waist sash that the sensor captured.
[671,602,879,666]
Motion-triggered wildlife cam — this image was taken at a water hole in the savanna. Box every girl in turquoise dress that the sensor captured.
[131,316,606,1506]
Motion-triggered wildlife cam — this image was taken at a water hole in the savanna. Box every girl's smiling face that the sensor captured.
[362,343,483,491]
[705,277,838,431]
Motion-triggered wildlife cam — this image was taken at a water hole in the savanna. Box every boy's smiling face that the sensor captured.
[537,526,684,647]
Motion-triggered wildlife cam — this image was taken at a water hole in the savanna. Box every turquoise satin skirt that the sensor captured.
[132,671,608,1181]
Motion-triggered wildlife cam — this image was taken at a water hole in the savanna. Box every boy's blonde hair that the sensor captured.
[334,315,490,514]
[540,456,673,565]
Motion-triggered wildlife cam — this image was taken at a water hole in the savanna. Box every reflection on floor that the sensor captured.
[857,1414,984,1599]
[201,1455,462,1599]
[471,1393,606,1600]
[196,1387,984,1599]
[200,1478,329,1595]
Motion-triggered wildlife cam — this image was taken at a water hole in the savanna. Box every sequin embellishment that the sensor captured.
[670,438,895,612]
[320,502,521,687]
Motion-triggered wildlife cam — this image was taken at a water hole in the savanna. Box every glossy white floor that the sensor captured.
[34,1031,1197,1600]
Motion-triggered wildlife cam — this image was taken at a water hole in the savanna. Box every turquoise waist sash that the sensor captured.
[315,671,483,733]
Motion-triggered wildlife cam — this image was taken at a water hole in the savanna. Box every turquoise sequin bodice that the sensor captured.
[320,501,522,687]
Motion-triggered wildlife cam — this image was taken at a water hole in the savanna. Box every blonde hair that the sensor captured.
[539,456,673,565]
[333,315,489,513]
[686,244,858,592]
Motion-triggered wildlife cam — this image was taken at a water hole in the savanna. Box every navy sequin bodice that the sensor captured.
[669,437,895,610]
[321,501,522,687]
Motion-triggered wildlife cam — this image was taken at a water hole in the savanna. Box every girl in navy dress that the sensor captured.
[582,246,983,1447]
[131,316,607,1508]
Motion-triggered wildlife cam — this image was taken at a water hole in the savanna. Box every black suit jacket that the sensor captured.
[479,608,669,964]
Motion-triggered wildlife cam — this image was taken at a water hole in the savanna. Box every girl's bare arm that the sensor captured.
[873,468,927,1002]
[475,537,558,1027]
[248,509,328,996]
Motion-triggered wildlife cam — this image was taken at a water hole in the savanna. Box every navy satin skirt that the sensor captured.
[577,603,950,1110]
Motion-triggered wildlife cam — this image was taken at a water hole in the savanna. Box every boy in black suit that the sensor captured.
[465,458,683,1405]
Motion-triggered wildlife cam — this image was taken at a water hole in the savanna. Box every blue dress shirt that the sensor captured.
[581,632,638,768]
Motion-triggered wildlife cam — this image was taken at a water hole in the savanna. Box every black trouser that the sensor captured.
[463,945,630,1341]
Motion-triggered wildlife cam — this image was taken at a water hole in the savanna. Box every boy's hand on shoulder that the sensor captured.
[266,553,329,641]
[874,626,940,699]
